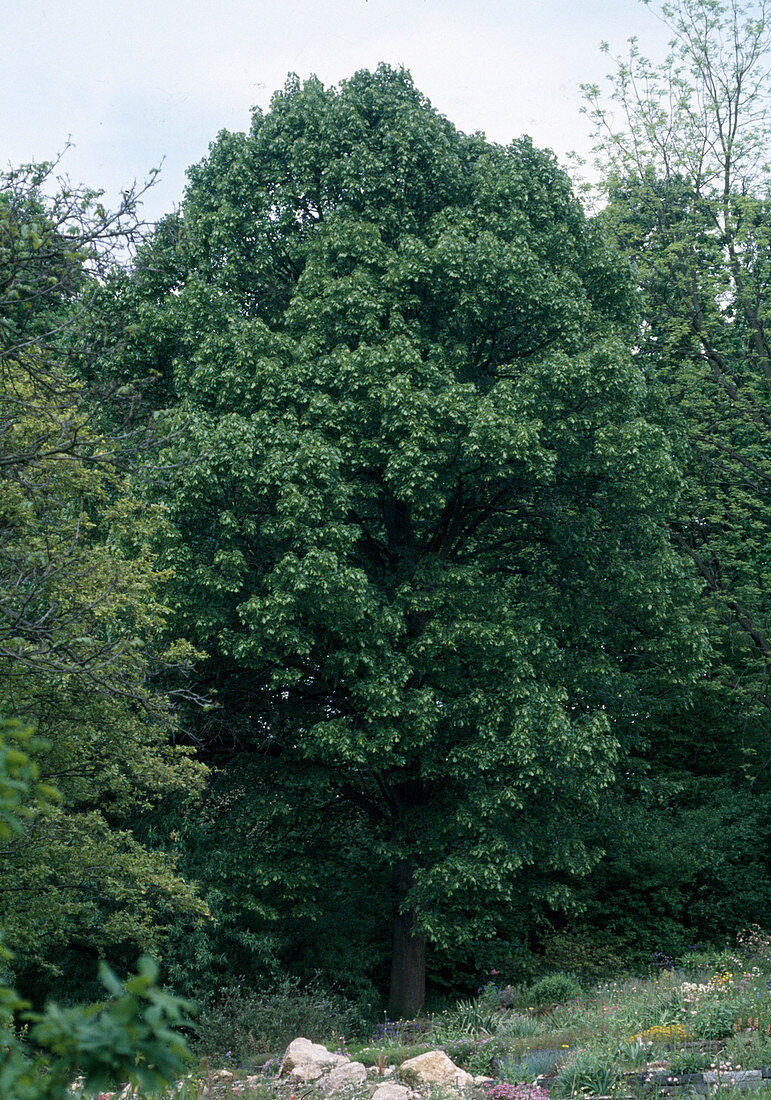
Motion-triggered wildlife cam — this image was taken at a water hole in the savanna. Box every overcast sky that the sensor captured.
[2,0,673,224]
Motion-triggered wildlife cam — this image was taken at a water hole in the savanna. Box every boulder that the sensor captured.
[399,1050,472,1088]
[290,1063,327,1082]
[282,1037,349,1080]
[320,1061,368,1093]
[371,1084,414,1100]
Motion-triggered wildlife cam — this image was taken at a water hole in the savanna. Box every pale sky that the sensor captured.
[2,0,673,224]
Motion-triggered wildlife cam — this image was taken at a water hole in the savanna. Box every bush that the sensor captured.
[552,1048,619,1098]
[680,949,738,972]
[526,974,582,1008]
[668,1048,711,1075]
[540,932,631,979]
[441,1035,507,1075]
[192,976,367,1061]
[724,1033,771,1070]
[444,996,501,1035]
[495,1013,541,1039]
[498,1048,567,1083]
[0,724,193,1099]
[692,1001,741,1040]
[1,949,192,1100]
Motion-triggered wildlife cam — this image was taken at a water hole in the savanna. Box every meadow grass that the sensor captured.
[69,945,771,1099]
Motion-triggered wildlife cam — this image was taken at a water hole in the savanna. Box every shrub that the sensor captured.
[552,1048,619,1098]
[192,976,365,1061]
[1,950,192,1100]
[693,1001,741,1040]
[447,997,502,1035]
[495,1013,541,1039]
[668,1048,711,1075]
[498,1048,567,1083]
[540,932,631,979]
[526,974,582,1008]
[736,926,771,970]
[452,1035,508,1076]
[680,949,737,972]
[0,724,192,1099]
[614,1038,653,1069]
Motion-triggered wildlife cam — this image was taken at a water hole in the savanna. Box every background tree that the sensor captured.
[0,164,206,1000]
[0,719,193,1100]
[584,0,771,726]
[108,67,702,1015]
[573,0,771,965]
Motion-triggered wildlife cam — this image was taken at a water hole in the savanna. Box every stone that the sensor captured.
[398,1050,471,1088]
[320,1061,368,1093]
[290,1063,326,1082]
[371,1084,413,1100]
[282,1037,349,1079]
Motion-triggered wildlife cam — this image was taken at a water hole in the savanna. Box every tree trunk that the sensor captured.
[387,858,426,1018]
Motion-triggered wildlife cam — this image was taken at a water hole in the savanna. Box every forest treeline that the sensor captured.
[1,0,769,1031]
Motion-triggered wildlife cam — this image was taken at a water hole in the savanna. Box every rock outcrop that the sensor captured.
[283,1037,350,1080]
[399,1050,474,1089]
[279,1038,474,1096]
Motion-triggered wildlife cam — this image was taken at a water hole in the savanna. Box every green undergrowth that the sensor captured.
[60,934,771,1097]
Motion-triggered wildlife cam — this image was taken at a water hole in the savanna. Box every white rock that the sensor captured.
[282,1037,349,1077]
[320,1061,368,1092]
[290,1063,326,1082]
[372,1084,414,1100]
[399,1050,465,1087]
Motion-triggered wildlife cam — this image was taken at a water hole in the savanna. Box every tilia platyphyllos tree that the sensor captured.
[109,67,699,1015]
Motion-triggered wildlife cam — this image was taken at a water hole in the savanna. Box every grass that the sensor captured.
[67,943,771,1099]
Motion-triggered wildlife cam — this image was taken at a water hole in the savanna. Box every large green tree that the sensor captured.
[112,67,700,1015]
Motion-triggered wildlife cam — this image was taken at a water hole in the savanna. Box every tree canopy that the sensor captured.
[0,164,206,999]
[102,66,703,1015]
[585,0,771,730]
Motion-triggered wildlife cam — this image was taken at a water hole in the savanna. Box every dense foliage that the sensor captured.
[1,0,770,1057]
[0,165,207,1002]
[0,720,192,1099]
[571,0,771,963]
[98,65,704,1015]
